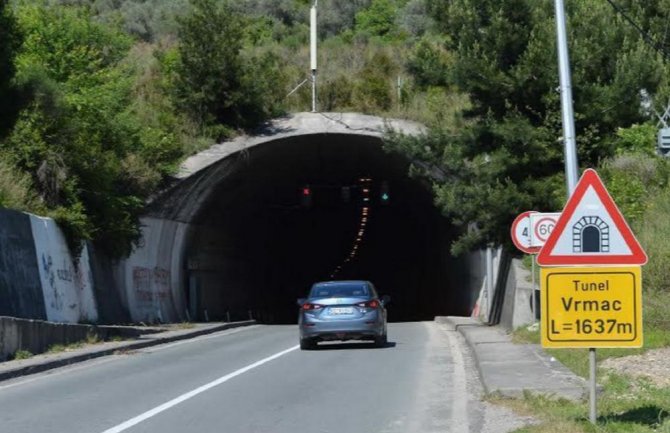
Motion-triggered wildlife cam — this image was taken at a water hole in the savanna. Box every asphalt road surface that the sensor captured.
[0,322,530,433]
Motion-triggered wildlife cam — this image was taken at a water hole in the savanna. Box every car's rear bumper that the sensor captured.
[299,312,385,341]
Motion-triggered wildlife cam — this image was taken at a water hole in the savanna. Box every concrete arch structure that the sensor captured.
[146,113,425,223]
[114,113,479,324]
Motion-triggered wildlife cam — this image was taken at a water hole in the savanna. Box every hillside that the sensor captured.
[0,0,669,269]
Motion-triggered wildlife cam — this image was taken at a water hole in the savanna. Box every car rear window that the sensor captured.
[309,283,369,298]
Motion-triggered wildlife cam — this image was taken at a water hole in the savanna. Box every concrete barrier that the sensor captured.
[0,316,164,361]
[496,258,535,331]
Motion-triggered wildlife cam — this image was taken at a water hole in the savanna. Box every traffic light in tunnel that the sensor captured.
[380,181,390,205]
[300,185,312,208]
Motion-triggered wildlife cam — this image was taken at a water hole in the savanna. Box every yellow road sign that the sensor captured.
[541,266,642,348]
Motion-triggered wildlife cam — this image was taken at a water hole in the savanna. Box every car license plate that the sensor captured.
[330,307,354,315]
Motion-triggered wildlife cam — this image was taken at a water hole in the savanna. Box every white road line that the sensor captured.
[444,328,470,433]
[100,345,300,433]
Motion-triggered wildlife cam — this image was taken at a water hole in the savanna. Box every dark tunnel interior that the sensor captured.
[184,134,473,323]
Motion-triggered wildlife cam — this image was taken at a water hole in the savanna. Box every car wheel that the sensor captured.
[300,338,316,350]
[374,333,387,348]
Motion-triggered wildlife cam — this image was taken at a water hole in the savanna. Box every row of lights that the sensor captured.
[330,177,373,279]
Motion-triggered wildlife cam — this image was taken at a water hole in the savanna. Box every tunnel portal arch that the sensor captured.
[123,113,473,324]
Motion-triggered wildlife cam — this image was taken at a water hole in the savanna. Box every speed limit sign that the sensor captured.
[529,212,561,247]
[511,211,540,254]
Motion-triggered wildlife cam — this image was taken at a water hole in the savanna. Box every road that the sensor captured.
[0,322,525,433]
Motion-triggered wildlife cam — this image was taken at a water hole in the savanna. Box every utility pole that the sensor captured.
[555,0,579,194]
[310,0,318,112]
[555,0,592,424]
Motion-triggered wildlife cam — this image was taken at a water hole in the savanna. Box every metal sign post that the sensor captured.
[554,0,595,423]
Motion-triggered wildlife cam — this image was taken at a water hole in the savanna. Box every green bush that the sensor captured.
[0,156,42,212]
[12,350,33,360]
[406,37,451,88]
[1,3,164,257]
[0,2,22,137]
[354,0,404,41]
[600,153,670,225]
[636,187,670,293]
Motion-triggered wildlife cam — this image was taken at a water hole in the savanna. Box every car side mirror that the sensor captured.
[297,298,306,306]
[381,295,391,306]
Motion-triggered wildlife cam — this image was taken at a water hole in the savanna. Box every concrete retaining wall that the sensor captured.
[0,209,46,320]
[88,244,131,324]
[30,215,98,323]
[0,208,98,324]
[467,247,503,322]
[499,258,536,331]
[114,217,190,323]
[466,249,539,330]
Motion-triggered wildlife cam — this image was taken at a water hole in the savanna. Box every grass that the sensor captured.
[491,373,670,432]
[171,322,195,330]
[11,350,33,360]
[505,288,670,432]
[46,333,103,354]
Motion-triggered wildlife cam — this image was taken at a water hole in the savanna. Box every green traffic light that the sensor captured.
[381,192,389,201]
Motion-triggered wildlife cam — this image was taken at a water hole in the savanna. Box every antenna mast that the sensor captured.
[310,0,317,112]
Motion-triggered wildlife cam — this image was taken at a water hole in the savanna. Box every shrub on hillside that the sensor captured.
[636,188,670,293]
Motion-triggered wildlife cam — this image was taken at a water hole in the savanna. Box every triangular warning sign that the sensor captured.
[537,169,647,266]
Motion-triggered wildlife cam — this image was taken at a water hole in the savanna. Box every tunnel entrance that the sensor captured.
[183,133,468,323]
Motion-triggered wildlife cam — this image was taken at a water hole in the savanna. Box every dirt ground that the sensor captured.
[601,348,670,387]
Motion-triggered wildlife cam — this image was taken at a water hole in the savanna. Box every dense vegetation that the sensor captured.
[386,0,670,254]
[1,0,670,291]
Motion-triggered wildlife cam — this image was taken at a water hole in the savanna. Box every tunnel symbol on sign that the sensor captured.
[572,216,609,253]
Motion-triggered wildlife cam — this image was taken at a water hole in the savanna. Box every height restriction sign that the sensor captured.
[541,266,643,348]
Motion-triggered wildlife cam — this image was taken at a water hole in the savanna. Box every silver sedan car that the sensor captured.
[297,280,389,350]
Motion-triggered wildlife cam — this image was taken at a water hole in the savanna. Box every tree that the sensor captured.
[406,37,451,88]
[386,0,668,254]
[0,2,22,137]
[355,0,400,40]
[174,0,277,133]
[2,3,154,257]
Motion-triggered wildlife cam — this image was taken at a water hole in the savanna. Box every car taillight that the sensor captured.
[302,303,323,311]
[356,300,379,309]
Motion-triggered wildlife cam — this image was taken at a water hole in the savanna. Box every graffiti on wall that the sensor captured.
[41,253,65,312]
[132,266,171,303]
[31,216,99,323]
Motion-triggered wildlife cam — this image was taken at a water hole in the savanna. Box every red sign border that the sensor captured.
[511,211,541,254]
[537,169,648,266]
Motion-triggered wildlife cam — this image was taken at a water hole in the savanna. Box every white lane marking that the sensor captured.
[0,326,260,391]
[100,345,299,433]
[444,328,470,433]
